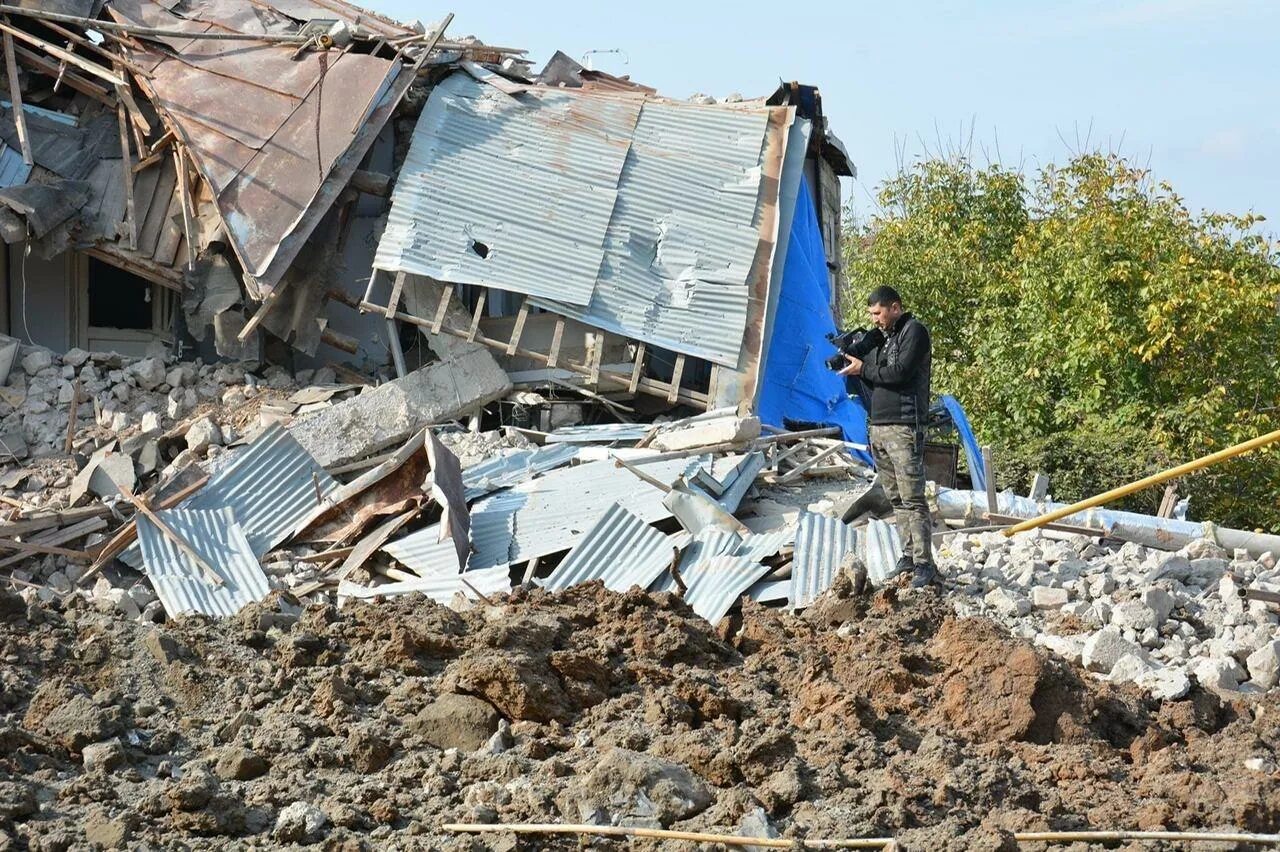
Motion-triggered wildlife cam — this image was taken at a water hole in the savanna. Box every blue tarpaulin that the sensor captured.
[757,175,873,464]
[758,177,984,479]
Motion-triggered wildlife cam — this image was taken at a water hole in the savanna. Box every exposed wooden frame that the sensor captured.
[506,298,529,355]
[466,289,486,342]
[430,283,451,333]
[628,342,646,395]
[0,19,124,87]
[11,42,113,106]
[384,270,406,319]
[2,27,31,165]
[547,316,565,369]
[115,91,137,249]
[666,353,686,403]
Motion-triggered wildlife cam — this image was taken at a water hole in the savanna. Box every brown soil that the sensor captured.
[1,578,1277,850]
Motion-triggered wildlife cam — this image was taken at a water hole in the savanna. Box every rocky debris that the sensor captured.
[941,528,1280,701]
[409,693,501,751]
[0,581,1278,847]
[81,737,126,773]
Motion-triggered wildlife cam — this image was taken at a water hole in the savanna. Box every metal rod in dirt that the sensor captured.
[442,822,893,849]
[1015,829,1280,845]
[1003,427,1280,537]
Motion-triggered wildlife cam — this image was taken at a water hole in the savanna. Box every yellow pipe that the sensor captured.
[1003,427,1280,537]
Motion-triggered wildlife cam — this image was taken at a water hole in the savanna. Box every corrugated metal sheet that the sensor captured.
[374,72,638,306]
[651,527,741,593]
[121,423,338,568]
[747,577,790,604]
[682,554,770,624]
[735,526,795,563]
[540,503,675,593]
[533,98,776,366]
[862,518,904,587]
[716,451,767,513]
[462,444,579,500]
[790,512,858,609]
[336,565,511,605]
[376,71,782,365]
[545,424,653,444]
[384,529,479,577]
[136,506,269,618]
[468,455,708,568]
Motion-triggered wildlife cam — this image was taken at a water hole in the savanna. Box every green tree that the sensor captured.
[845,153,1280,529]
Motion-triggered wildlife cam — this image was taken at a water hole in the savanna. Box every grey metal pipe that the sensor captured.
[935,488,1280,559]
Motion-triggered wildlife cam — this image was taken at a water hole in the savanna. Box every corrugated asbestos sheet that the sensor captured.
[462,444,579,500]
[376,71,784,366]
[374,72,637,306]
[108,0,413,289]
[137,506,269,617]
[540,503,676,593]
[682,554,770,624]
[534,98,775,366]
[121,424,338,569]
[337,565,511,605]
[790,512,858,609]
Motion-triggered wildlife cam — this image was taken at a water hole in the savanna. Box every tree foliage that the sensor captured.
[844,153,1280,529]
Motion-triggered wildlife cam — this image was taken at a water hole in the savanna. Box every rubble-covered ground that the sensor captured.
[3,567,1279,851]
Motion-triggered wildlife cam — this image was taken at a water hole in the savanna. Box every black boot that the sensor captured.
[911,562,938,588]
[895,555,913,576]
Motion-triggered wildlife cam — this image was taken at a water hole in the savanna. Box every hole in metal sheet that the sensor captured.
[470,240,491,259]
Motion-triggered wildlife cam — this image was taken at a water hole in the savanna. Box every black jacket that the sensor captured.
[850,313,931,427]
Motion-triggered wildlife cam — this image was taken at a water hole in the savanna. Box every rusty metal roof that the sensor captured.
[108,0,416,291]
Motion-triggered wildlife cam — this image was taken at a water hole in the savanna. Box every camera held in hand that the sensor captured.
[824,327,870,372]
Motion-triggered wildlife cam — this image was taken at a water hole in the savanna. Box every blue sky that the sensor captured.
[371,0,1280,227]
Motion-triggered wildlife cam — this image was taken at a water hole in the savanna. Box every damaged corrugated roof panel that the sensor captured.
[384,530,475,577]
[108,0,415,290]
[651,527,741,593]
[533,98,778,366]
[465,455,709,570]
[862,517,904,587]
[747,577,790,604]
[544,424,653,444]
[462,444,580,500]
[374,72,638,306]
[120,423,338,569]
[540,503,676,593]
[337,565,512,605]
[735,526,795,564]
[137,506,269,618]
[682,554,771,624]
[790,512,858,609]
[0,144,31,190]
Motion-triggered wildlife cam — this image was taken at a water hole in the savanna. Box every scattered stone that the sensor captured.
[144,630,187,666]
[81,737,127,772]
[409,693,501,752]
[1135,666,1192,701]
[985,587,1031,618]
[20,349,52,376]
[1246,640,1280,690]
[1082,628,1144,674]
[1030,586,1069,610]
[214,747,268,781]
[274,801,328,843]
[184,417,222,453]
[83,809,133,849]
[1193,656,1246,693]
[130,357,166,392]
[62,348,91,368]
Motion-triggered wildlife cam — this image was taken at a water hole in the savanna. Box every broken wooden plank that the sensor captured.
[83,475,210,578]
[466,289,486,342]
[173,146,196,271]
[2,29,31,166]
[0,505,117,540]
[115,93,137,250]
[0,516,106,571]
[430,284,452,334]
[0,20,125,88]
[63,379,81,455]
[384,271,406,320]
[0,538,89,560]
[122,487,224,587]
[506,299,530,356]
[547,316,565,369]
[776,443,845,484]
[237,284,287,342]
[629,343,646,395]
[10,43,113,107]
[666,354,686,404]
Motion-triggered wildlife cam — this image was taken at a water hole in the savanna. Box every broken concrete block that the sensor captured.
[650,415,762,452]
[1246,640,1280,690]
[1135,666,1192,701]
[20,348,52,376]
[1111,600,1158,632]
[1033,633,1085,666]
[185,417,222,453]
[81,738,127,773]
[1082,628,1143,673]
[984,587,1030,618]
[1194,656,1246,693]
[62,347,90,368]
[0,334,21,385]
[288,350,512,469]
[1030,586,1069,610]
[130,357,166,392]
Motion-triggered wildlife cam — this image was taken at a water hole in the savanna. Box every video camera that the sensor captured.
[824,327,870,372]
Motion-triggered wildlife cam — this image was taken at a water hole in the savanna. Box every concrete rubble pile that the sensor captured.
[942,525,1280,701]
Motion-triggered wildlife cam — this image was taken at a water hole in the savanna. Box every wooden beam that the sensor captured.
[36,17,154,81]
[172,146,196,271]
[115,92,137,250]
[361,300,710,407]
[776,443,844,484]
[320,326,358,355]
[11,42,113,107]
[121,486,223,587]
[629,342,646,395]
[466,289,486,342]
[384,271,406,319]
[63,380,80,455]
[0,537,88,560]
[0,19,124,87]
[83,475,210,581]
[547,316,565,369]
[666,353,685,404]
[238,285,285,342]
[2,28,31,166]
[430,284,451,334]
[506,299,529,355]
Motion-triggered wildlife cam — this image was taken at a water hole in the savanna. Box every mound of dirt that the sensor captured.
[1,579,1277,849]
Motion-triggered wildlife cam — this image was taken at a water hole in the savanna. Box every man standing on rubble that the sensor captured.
[838,286,937,587]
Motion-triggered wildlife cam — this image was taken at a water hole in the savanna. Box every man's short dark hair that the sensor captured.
[867,285,902,307]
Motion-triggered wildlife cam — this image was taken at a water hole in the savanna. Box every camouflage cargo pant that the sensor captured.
[869,424,933,566]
